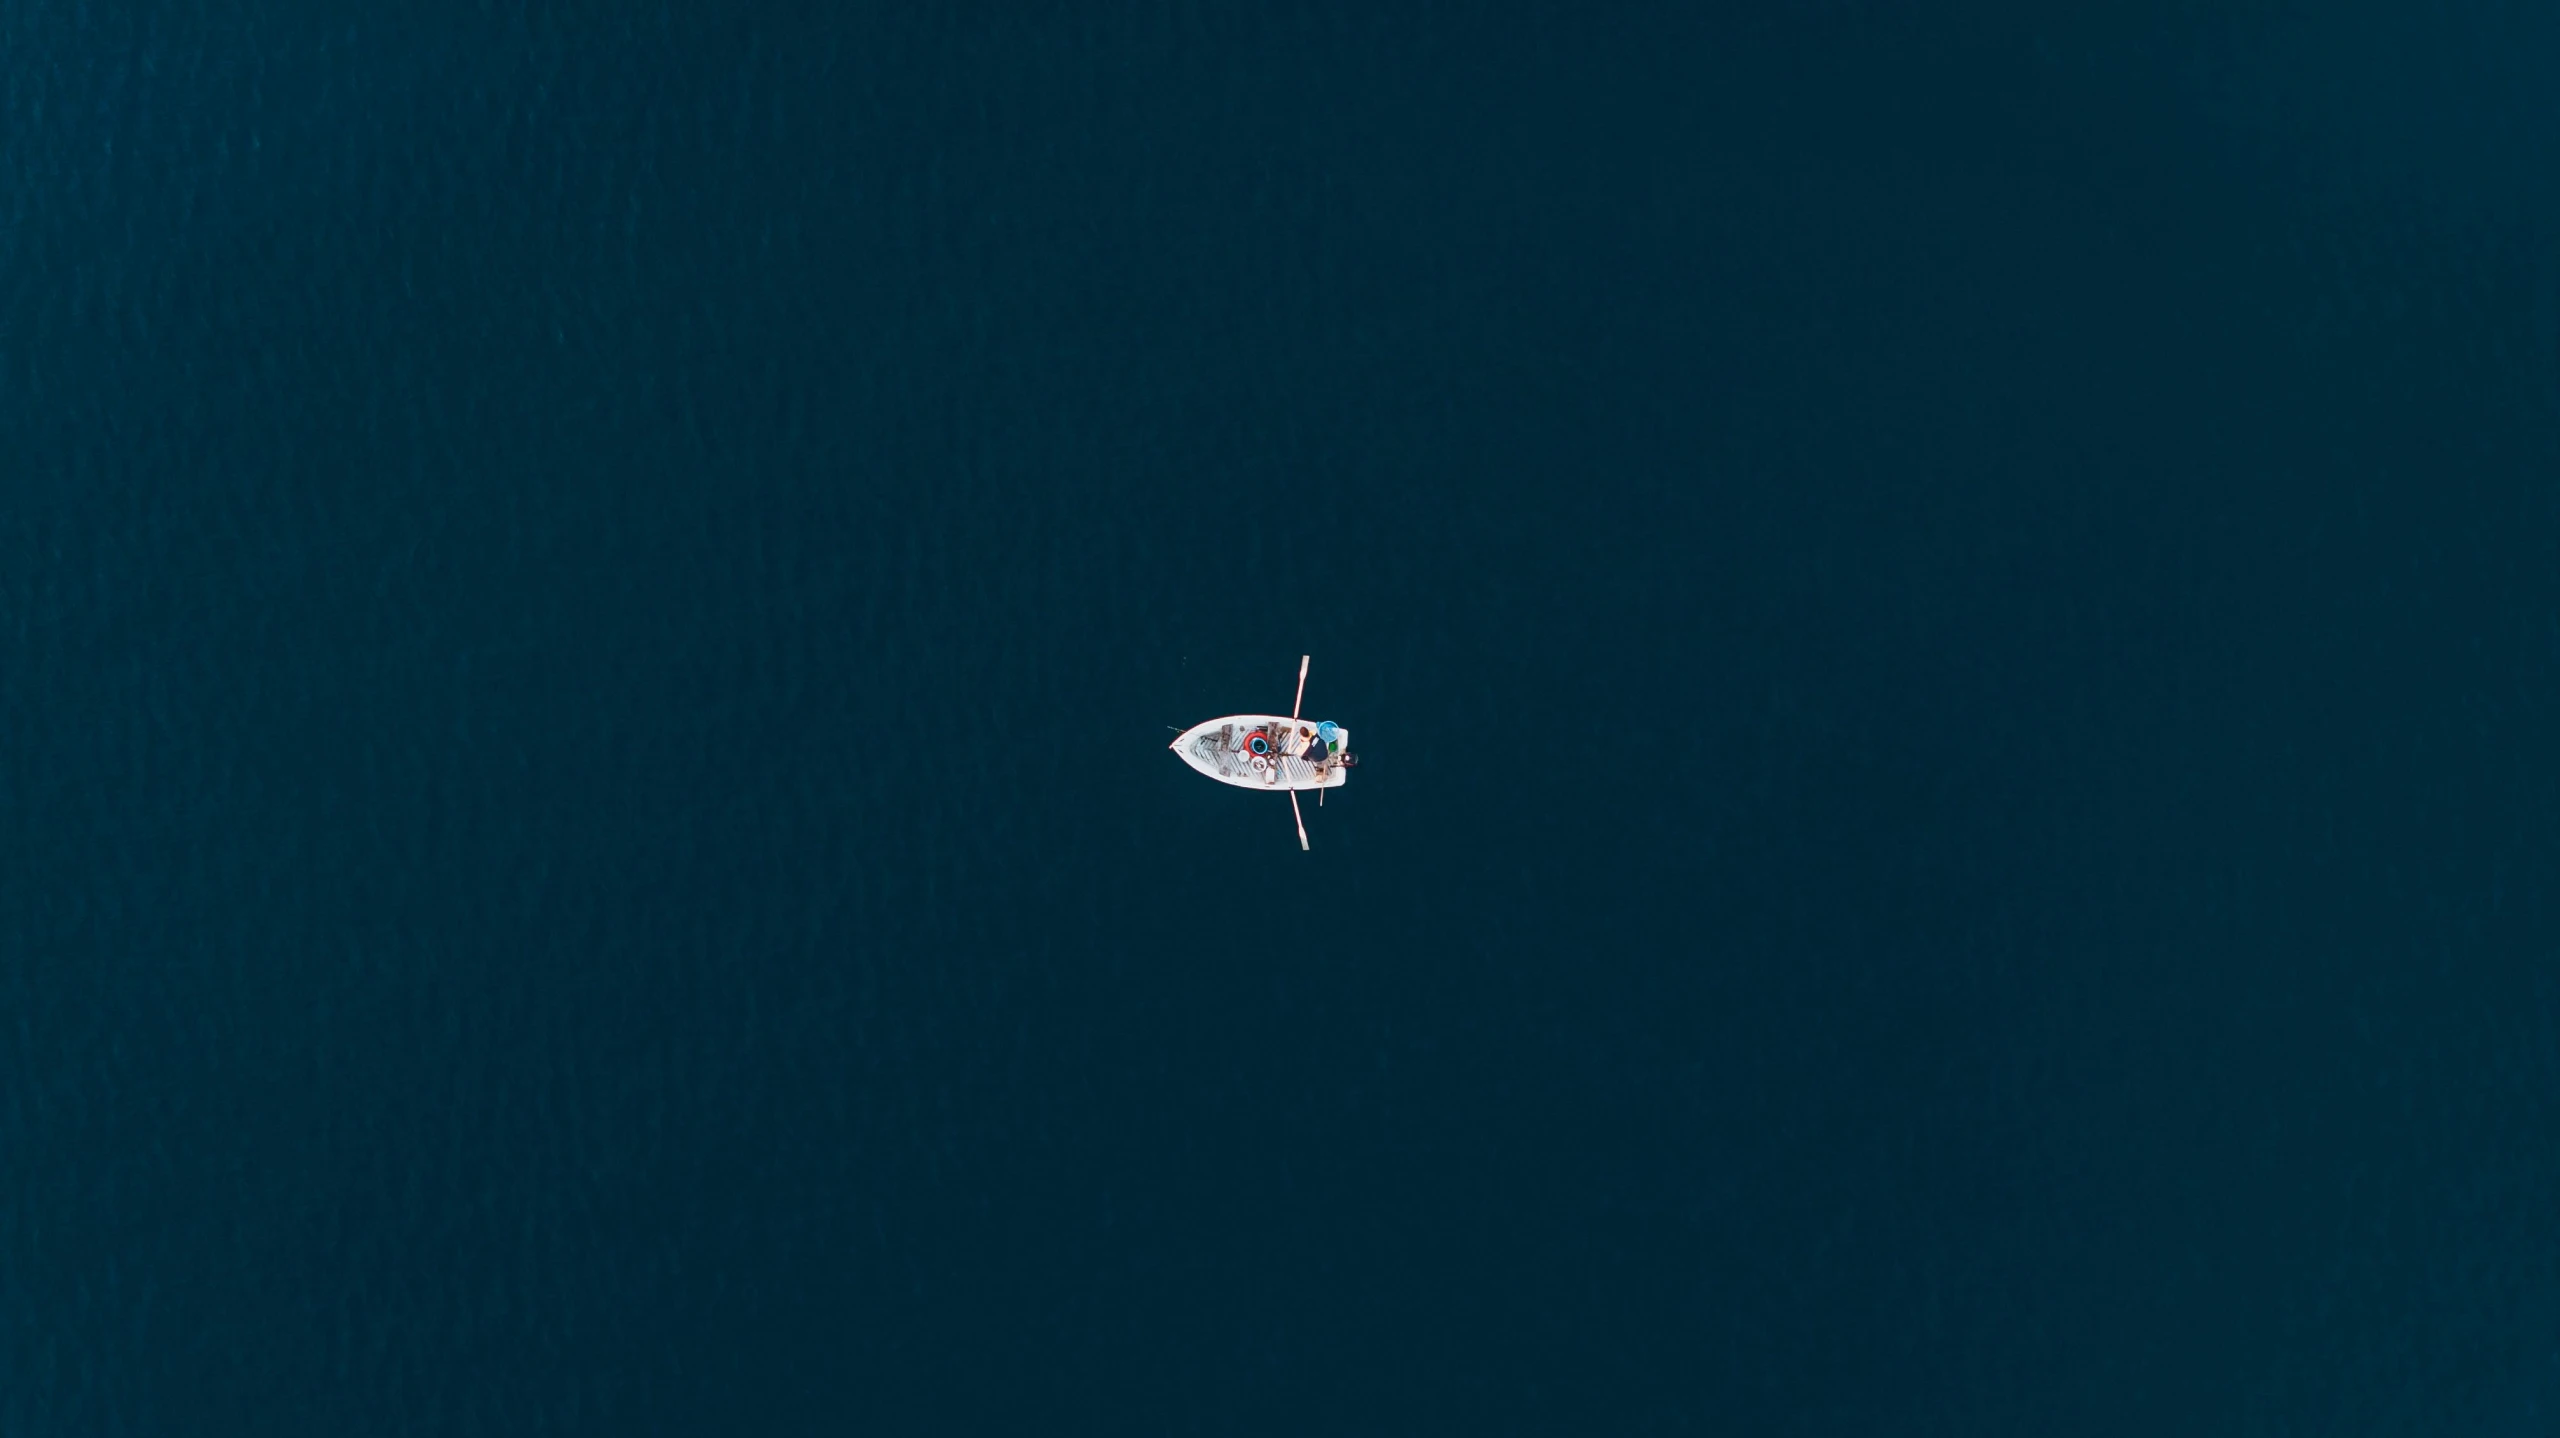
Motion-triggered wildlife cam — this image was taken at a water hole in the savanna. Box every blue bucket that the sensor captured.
[1316,721,1340,744]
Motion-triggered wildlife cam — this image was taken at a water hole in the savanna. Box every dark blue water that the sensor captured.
[6,3,2556,1433]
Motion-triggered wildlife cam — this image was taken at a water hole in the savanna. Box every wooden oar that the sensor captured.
[1291,656,1312,848]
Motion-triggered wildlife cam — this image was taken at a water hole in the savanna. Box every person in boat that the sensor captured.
[1286,721,1323,772]
[1306,728,1346,772]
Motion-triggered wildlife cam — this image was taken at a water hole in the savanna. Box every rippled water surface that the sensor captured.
[3,5,2553,1433]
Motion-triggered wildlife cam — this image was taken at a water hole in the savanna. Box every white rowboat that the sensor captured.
[1168,656,1354,850]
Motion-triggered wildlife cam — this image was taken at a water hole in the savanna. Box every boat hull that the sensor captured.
[1170,715,1350,791]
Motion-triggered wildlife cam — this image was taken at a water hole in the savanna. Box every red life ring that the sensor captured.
[1244,729,1272,756]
